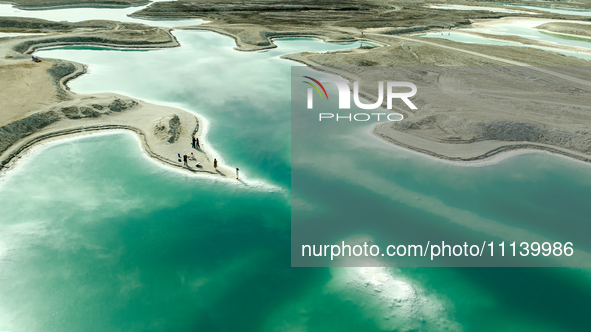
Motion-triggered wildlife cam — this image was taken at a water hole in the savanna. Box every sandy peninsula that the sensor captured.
[0,19,234,178]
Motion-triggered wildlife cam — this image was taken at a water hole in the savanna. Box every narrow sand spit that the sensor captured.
[0,27,234,178]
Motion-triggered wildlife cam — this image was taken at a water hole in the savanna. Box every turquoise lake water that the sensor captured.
[1,28,591,332]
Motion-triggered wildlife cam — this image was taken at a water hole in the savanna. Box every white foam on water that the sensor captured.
[326,265,461,331]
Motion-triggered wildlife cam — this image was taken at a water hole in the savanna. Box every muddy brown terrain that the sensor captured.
[538,22,591,37]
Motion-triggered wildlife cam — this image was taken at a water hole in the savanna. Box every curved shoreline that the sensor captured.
[180,24,364,52]
[2,124,220,176]
[0,91,235,178]
[0,27,236,179]
[13,32,181,54]
[371,125,591,166]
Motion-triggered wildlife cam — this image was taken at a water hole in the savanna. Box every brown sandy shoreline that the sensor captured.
[372,124,591,165]
[0,93,234,178]
[0,24,234,178]
[180,25,361,52]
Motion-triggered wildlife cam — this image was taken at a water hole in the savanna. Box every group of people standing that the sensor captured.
[180,136,201,168]
[180,136,240,179]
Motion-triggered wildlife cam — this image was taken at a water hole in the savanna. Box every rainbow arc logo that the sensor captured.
[302,76,329,100]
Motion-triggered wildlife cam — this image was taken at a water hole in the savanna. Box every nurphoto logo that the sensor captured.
[303,76,416,121]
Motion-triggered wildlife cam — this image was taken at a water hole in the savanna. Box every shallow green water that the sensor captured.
[1,31,591,331]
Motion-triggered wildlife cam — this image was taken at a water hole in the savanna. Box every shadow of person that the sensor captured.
[238,179,248,186]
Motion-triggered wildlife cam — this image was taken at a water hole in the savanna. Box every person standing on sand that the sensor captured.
[192,136,196,148]
[236,168,239,180]
[183,154,188,166]
[213,158,218,169]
